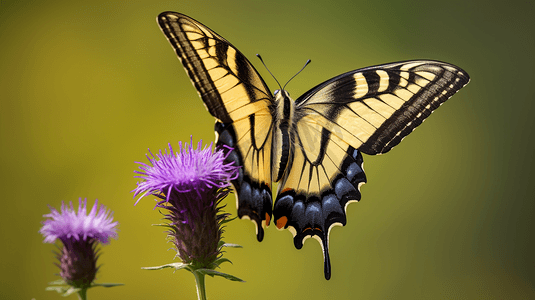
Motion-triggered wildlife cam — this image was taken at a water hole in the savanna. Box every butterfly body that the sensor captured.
[158,11,470,280]
[271,89,295,183]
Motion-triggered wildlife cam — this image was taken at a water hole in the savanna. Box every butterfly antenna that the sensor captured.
[283,59,311,90]
[256,54,283,91]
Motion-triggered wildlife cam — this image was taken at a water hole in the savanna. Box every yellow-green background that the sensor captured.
[1,0,533,299]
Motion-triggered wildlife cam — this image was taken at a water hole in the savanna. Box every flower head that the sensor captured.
[133,139,239,204]
[40,198,118,289]
[133,139,239,269]
[41,199,118,244]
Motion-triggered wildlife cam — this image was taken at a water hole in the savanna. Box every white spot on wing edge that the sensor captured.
[287,225,297,236]
[344,198,360,211]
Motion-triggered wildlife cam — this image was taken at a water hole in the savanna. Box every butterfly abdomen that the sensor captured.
[272,90,295,183]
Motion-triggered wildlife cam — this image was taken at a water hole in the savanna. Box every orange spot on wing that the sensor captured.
[276,216,288,229]
[265,212,271,226]
[280,187,293,194]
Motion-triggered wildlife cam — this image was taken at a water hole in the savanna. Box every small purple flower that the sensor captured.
[133,139,239,269]
[40,198,118,289]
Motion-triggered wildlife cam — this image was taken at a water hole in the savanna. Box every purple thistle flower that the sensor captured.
[133,139,239,269]
[40,198,118,289]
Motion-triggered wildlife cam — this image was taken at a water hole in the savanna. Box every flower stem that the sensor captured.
[77,288,88,300]
[193,271,207,300]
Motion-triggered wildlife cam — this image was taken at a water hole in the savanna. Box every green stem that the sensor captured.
[77,288,87,300]
[193,271,207,300]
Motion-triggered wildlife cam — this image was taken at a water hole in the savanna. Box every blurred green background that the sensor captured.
[1,0,533,299]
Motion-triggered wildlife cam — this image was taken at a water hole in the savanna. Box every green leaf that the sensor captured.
[196,269,245,282]
[47,279,67,285]
[142,262,192,272]
[46,280,124,296]
[222,243,242,248]
[45,285,80,296]
[46,279,78,296]
[213,257,232,267]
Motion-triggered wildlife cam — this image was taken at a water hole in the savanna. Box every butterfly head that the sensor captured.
[273,89,291,101]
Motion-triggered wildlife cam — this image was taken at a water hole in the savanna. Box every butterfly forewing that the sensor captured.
[158,12,275,241]
[295,60,470,154]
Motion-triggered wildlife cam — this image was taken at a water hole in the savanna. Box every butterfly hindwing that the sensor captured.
[158,12,274,240]
[273,131,366,280]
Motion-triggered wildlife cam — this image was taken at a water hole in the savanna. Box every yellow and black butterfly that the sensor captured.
[157,11,469,280]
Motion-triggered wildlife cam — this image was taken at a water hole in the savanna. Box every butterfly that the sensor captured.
[157,11,470,280]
